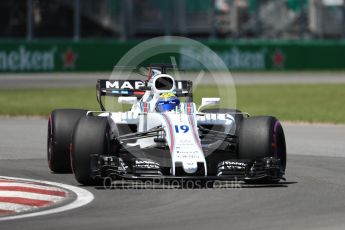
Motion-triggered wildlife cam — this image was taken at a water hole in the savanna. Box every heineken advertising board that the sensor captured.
[0,46,57,72]
[0,41,134,73]
[0,40,345,72]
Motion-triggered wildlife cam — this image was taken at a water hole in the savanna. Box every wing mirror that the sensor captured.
[198,98,220,112]
[118,96,137,105]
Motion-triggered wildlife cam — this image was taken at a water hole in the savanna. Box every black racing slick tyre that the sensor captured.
[47,109,87,173]
[238,116,286,182]
[71,116,111,185]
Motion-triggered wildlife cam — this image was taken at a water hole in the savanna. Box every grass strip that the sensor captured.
[0,84,344,123]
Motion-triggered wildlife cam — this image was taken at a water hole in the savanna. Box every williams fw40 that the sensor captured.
[47,64,286,185]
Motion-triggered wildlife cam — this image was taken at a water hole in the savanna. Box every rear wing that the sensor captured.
[96,79,193,111]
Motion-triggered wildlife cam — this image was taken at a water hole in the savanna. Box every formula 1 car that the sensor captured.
[47,64,286,186]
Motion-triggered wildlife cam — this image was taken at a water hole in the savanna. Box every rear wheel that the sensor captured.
[238,116,286,183]
[47,109,87,173]
[71,116,111,185]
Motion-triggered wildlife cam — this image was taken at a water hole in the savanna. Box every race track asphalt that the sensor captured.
[1,72,345,89]
[0,117,345,230]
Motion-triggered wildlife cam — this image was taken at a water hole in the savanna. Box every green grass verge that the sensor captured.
[0,84,344,123]
[236,84,345,123]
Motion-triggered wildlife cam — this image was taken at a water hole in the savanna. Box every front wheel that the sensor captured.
[238,116,286,183]
[71,116,111,185]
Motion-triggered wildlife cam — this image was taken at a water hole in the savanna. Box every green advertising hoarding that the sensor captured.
[0,40,345,72]
[0,41,134,72]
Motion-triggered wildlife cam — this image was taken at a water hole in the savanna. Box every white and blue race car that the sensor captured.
[47,64,286,186]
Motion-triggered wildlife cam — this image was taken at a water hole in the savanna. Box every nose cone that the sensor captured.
[183,161,198,174]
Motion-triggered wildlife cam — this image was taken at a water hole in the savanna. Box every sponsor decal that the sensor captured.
[175,141,194,147]
[106,80,146,90]
[223,161,247,167]
[0,46,57,71]
[105,80,188,90]
[176,153,199,159]
[219,161,247,171]
[180,46,267,70]
[134,160,160,169]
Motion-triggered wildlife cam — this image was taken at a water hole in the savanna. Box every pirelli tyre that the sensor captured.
[71,116,112,185]
[238,116,286,183]
[47,109,87,173]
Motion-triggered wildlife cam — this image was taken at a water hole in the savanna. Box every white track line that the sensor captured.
[0,202,36,212]
[0,182,66,192]
[0,176,94,221]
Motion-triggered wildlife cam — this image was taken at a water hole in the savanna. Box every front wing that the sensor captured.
[90,153,285,183]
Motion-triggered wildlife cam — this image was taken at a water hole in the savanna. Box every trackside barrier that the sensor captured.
[0,40,345,72]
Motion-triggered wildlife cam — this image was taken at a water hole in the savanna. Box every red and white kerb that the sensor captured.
[0,178,68,216]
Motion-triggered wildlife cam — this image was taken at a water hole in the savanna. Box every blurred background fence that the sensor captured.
[1,0,345,40]
[1,0,345,72]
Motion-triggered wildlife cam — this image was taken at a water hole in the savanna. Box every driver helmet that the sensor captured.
[156,92,180,112]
